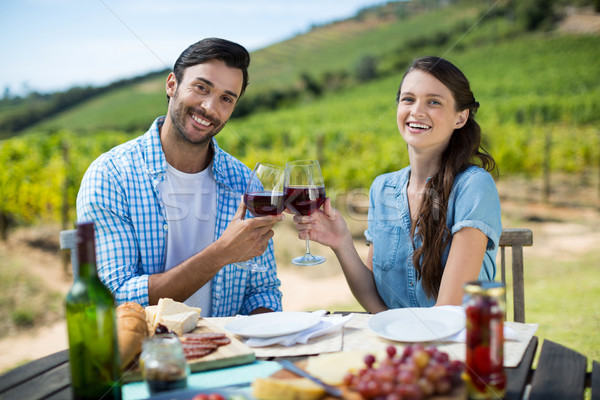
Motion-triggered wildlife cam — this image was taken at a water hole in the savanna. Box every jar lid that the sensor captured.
[464,280,505,297]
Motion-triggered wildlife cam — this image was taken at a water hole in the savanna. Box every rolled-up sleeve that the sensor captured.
[450,169,502,251]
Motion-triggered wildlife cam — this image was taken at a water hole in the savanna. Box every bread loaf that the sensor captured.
[116,302,148,369]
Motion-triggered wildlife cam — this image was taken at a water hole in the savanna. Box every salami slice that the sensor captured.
[179,329,231,360]
[181,342,218,351]
[210,337,231,346]
[183,332,227,341]
[183,348,214,359]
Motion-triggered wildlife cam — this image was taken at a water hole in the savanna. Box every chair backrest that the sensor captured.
[59,229,78,279]
[498,228,533,323]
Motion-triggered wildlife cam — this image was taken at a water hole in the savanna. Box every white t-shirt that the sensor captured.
[157,162,216,316]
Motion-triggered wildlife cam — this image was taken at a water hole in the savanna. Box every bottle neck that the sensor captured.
[77,222,98,279]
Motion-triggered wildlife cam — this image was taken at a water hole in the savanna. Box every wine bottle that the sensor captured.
[65,222,122,400]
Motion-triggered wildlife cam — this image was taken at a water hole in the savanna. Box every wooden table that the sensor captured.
[1,336,598,400]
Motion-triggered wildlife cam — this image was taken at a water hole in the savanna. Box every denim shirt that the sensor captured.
[364,165,502,308]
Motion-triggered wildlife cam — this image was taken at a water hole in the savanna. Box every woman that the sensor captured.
[294,56,502,313]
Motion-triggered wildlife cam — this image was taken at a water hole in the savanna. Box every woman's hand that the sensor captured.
[292,198,352,251]
[294,198,388,313]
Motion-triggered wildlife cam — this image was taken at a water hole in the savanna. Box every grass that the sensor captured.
[524,250,600,369]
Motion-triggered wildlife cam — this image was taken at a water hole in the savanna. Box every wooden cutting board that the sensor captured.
[122,318,255,383]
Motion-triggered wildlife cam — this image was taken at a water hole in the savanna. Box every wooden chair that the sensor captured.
[59,229,78,279]
[499,228,533,323]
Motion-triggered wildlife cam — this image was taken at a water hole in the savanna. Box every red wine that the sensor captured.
[244,191,285,216]
[146,378,187,394]
[284,186,326,215]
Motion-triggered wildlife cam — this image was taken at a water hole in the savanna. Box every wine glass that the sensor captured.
[234,162,285,272]
[284,160,326,266]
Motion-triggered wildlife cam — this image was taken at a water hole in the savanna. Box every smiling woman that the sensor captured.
[289,56,502,313]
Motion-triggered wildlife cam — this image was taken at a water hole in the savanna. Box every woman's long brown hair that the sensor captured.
[396,57,497,300]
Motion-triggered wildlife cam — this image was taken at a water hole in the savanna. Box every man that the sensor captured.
[77,38,283,316]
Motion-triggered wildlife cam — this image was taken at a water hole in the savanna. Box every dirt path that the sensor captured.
[1,194,599,372]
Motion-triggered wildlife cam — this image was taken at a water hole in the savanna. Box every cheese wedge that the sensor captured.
[252,377,325,400]
[145,298,202,335]
[157,297,202,317]
[158,311,199,336]
[145,305,159,330]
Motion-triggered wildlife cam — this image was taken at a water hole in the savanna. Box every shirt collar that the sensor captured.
[144,116,168,176]
[210,138,227,184]
[144,116,228,183]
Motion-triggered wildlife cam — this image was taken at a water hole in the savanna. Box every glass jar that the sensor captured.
[463,281,506,399]
[140,334,189,395]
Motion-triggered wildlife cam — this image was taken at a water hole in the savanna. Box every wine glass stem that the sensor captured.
[304,238,312,256]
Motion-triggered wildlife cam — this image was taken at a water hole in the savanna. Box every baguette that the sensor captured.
[116,302,148,369]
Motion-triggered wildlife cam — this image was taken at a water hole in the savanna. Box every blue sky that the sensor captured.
[0,0,390,96]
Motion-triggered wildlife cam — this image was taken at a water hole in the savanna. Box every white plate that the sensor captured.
[225,311,323,338]
[368,307,465,342]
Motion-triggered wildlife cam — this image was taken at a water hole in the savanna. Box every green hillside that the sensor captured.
[1,0,599,231]
[247,1,484,90]
[15,1,489,134]
[224,32,600,190]
[29,78,167,134]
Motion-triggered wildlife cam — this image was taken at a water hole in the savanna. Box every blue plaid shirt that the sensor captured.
[76,116,282,315]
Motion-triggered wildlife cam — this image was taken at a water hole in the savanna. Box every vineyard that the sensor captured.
[1,1,599,237]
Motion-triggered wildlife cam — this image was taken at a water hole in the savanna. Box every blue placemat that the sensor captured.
[123,360,282,400]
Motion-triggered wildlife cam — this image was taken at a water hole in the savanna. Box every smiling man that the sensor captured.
[77,38,283,316]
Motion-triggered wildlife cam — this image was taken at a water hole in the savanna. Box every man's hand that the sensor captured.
[216,199,284,265]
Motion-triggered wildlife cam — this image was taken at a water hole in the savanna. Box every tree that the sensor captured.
[517,0,557,31]
[356,55,378,82]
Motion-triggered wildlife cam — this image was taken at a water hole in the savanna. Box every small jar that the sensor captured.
[140,334,189,395]
[463,281,506,399]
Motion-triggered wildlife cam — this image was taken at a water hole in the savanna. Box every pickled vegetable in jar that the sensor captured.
[463,281,506,399]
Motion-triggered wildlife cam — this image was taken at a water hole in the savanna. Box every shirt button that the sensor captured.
[410,282,414,286]
[163,224,168,231]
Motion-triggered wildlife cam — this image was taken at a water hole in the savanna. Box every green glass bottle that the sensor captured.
[65,222,122,400]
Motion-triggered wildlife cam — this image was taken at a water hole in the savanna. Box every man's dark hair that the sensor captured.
[170,37,250,100]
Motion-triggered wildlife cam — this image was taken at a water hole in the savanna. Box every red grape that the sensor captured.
[364,354,376,368]
[344,344,464,399]
[386,345,397,358]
